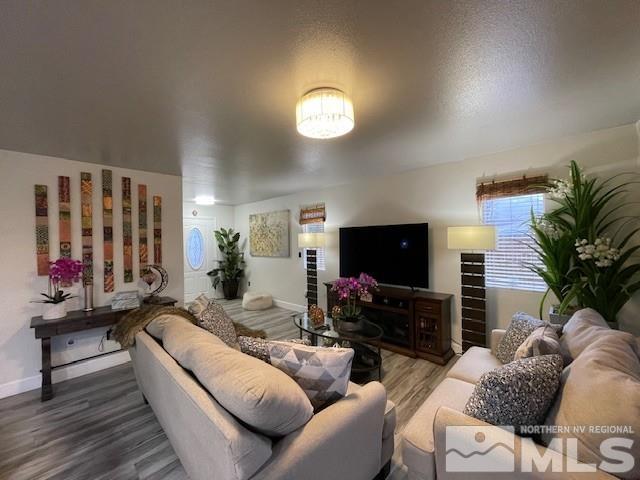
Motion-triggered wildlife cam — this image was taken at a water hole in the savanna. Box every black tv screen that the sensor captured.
[339,223,429,288]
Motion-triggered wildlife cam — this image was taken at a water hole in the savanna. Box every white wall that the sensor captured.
[0,150,183,397]
[182,202,235,230]
[234,124,640,347]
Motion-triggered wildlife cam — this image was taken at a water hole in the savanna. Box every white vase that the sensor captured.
[43,302,67,320]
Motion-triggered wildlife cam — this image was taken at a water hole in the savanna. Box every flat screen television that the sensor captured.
[339,223,429,289]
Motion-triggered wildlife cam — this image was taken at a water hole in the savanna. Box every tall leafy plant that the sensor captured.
[206,228,245,293]
[528,161,640,322]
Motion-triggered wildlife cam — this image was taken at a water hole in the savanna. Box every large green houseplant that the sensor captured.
[207,228,245,299]
[528,161,640,324]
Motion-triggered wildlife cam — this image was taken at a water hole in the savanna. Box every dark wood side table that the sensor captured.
[30,296,177,401]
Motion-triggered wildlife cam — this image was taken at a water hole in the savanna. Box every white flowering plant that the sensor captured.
[527,160,640,323]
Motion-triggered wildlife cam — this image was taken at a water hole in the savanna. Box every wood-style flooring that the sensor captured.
[0,300,457,480]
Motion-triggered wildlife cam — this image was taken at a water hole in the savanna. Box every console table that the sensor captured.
[325,282,454,365]
[30,296,177,401]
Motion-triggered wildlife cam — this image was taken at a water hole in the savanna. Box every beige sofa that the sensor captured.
[401,329,620,480]
[130,330,396,480]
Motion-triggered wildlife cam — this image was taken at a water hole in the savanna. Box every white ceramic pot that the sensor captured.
[43,301,67,320]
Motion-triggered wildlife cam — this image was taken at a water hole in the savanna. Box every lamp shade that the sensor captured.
[296,88,354,139]
[298,232,325,249]
[447,226,496,250]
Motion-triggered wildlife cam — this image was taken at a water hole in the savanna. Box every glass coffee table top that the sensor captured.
[293,312,383,343]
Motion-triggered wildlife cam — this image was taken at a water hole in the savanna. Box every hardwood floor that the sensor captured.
[0,300,457,480]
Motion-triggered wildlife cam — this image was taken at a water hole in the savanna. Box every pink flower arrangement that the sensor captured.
[331,273,378,320]
[35,258,84,304]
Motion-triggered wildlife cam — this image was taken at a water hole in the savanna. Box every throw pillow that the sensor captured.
[187,293,211,318]
[238,336,310,363]
[197,302,240,350]
[514,325,566,364]
[542,335,640,479]
[463,354,563,432]
[495,312,545,363]
[163,321,314,437]
[268,341,354,410]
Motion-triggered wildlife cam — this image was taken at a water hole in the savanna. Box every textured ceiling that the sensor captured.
[1,1,639,204]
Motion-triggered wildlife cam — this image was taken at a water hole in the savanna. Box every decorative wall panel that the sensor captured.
[153,195,162,265]
[138,184,148,275]
[34,185,49,276]
[122,177,133,282]
[80,172,93,286]
[102,170,114,292]
[58,176,71,259]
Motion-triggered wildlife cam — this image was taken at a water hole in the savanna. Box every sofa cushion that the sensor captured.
[145,312,193,340]
[446,346,502,384]
[401,378,476,478]
[197,302,240,350]
[347,382,396,440]
[514,325,565,363]
[268,341,354,410]
[238,336,310,363]
[542,335,640,479]
[495,312,545,363]
[163,321,314,437]
[464,354,563,432]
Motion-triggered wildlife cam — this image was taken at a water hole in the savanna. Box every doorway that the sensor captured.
[183,217,217,304]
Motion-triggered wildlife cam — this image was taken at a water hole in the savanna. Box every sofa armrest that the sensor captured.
[433,407,615,479]
[253,381,387,480]
[490,329,507,355]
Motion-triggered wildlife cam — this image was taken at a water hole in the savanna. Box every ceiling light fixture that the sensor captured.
[194,195,216,205]
[296,87,354,139]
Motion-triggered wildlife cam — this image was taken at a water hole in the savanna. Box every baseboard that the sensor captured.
[0,350,131,399]
[273,299,306,312]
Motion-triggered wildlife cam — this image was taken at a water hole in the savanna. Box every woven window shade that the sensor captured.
[299,203,326,225]
[476,175,548,202]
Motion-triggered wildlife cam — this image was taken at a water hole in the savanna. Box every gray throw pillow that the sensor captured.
[238,336,310,363]
[187,293,211,318]
[464,354,563,432]
[197,302,240,350]
[495,312,545,363]
[514,325,566,364]
[268,341,354,410]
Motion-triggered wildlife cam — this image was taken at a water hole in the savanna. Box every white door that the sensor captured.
[183,218,217,304]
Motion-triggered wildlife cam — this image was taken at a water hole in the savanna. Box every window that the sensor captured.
[302,222,326,271]
[186,227,205,270]
[481,193,546,291]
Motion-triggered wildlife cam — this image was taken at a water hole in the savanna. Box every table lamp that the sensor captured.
[447,226,496,352]
[298,232,325,308]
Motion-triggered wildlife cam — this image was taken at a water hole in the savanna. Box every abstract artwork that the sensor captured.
[122,177,133,282]
[138,184,148,275]
[102,169,114,292]
[249,209,290,257]
[35,185,50,276]
[153,195,162,265]
[81,172,93,286]
[58,176,71,259]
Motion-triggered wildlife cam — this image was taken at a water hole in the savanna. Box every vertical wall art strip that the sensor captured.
[80,172,93,286]
[153,195,162,265]
[122,177,133,282]
[102,169,114,293]
[138,184,148,275]
[35,185,50,276]
[58,176,71,259]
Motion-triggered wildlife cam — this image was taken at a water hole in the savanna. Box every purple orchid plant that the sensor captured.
[34,258,84,304]
[331,273,378,321]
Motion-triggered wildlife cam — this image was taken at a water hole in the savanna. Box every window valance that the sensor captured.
[476,175,548,202]
[299,203,326,224]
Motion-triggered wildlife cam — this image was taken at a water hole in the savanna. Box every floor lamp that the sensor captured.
[298,232,325,308]
[447,226,496,352]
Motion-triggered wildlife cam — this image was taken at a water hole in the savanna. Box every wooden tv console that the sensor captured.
[324,282,454,365]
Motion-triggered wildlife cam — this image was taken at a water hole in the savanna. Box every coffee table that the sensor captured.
[293,312,383,380]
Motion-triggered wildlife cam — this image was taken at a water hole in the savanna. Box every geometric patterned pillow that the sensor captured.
[495,312,546,364]
[197,302,240,350]
[238,336,310,363]
[267,341,354,411]
[463,354,563,434]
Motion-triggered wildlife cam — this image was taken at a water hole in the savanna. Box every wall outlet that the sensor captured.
[67,338,75,346]
[247,281,251,287]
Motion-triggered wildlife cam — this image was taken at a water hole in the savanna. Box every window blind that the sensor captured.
[303,222,326,271]
[482,193,546,291]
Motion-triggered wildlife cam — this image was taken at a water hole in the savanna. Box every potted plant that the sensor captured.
[207,228,245,300]
[331,273,378,331]
[528,161,640,325]
[33,258,83,319]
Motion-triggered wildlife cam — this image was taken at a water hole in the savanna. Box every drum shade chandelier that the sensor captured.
[296,87,354,139]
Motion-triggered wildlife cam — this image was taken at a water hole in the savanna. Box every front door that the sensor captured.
[183,217,217,304]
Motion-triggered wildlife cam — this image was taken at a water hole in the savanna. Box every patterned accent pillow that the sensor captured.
[268,341,354,410]
[514,325,565,364]
[495,312,545,363]
[188,293,211,318]
[464,354,563,432]
[238,336,310,363]
[197,302,240,350]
